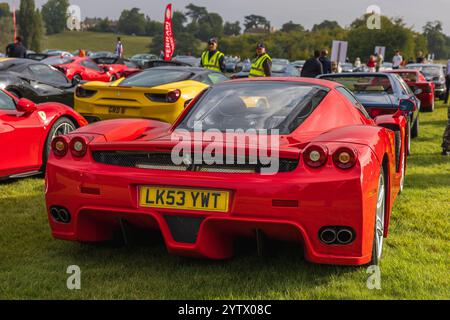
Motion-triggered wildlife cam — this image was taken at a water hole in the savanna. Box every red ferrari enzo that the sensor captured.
[45,78,410,266]
[385,69,435,112]
[44,56,118,84]
[0,89,87,180]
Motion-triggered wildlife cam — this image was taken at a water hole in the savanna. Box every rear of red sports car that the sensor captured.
[45,79,401,266]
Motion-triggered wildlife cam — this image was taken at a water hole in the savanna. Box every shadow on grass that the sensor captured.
[407,153,449,167]
[405,172,450,189]
[57,227,358,298]
[419,119,447,127]
[1,188,361,298]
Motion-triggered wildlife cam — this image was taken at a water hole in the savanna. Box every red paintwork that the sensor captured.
[45,77,407,265]
[386,69,435,111]
[99,63,142,79]
[52,57,113,82]
[0,89,87,178]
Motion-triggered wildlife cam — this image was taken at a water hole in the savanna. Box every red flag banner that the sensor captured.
[12,2,17,41]
[163,4,175,61]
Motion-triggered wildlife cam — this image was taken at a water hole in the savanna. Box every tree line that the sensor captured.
[0,1,449,62]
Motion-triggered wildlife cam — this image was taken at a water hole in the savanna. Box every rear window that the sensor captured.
[321,75,394,94]
[395,72,417,82]
[119,69,193,87]
[177,82,329,134]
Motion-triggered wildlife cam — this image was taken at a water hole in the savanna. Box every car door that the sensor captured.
[0,91,44,177]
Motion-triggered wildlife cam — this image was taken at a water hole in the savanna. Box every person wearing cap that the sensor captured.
[249,43,272,78]
[200,38,225,73]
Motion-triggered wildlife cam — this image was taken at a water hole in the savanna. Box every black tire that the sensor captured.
[406,121,411,156]
[370,168,386,266]
[72,74,82,85]
[393,131,406,193]
[41,117,77,172]
[411,116,419,139]
[110,75,118,82]
[394,131,401,172]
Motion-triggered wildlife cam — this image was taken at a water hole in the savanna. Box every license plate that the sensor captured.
[108,106,125,114]
[139,186,230,212]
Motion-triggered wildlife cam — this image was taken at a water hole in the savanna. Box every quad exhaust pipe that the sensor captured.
[319,227,355,245]
[50,206,71,224]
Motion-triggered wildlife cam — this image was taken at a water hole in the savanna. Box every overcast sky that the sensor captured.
[5,0,450,34]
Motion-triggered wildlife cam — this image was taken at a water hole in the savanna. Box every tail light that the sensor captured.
[167,89,181,103]
[51,136,69,157]
[422,86,433,93]
[333,147,357,169]
[76,86,97,98]
[303,145,328,168]
[145,89,181,103]
[69,136,88,158]
[367,108,396,118]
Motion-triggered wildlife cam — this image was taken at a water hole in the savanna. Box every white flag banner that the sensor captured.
[375,46,386,58]
[331,41,348,64]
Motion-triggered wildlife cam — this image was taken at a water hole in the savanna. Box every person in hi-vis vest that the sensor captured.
[249,43,272,78]
[200,38,225,73]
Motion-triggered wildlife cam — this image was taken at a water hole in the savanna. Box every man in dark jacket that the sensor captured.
[6,36,27,58]
[301,50,323,78]
[319,50,332,74]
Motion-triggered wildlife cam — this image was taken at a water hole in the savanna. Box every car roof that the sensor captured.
[143,66,216,74]
[224,77,340,89]
[386,69,418,73]
[407,63,443,68]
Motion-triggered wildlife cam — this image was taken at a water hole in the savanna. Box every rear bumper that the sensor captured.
[75,100,183,124]
[45,155,381,266]
[417,93,434,109]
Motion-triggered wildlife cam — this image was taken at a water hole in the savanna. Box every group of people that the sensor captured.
[200,38,273,77]
[5,34,450,156]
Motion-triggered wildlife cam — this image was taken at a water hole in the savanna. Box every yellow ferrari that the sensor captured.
[74,66,228,124]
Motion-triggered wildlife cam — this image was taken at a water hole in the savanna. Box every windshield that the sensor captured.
[395,72,417,82]
[119,69,192,87]
[177,82,328,134]
[320,75,394,94]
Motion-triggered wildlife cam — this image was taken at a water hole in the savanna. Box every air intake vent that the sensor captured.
[92,151,299,173]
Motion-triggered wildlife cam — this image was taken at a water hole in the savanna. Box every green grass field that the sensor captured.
[0,103,449,300]
[42,31,152,57]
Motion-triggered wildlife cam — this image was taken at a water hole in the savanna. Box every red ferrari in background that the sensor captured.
[91,56,142,79]
[45,78,409,266]
[385,69,435,112]
[43,56,118,84]
[0,89,87,180]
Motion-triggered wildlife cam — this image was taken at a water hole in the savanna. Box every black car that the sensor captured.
[318,72,421,152]
[0,58,75,107]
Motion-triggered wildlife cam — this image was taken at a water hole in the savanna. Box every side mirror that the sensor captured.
[16,98,37,114]
[414,88,423,95]
[399,99,416,112]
